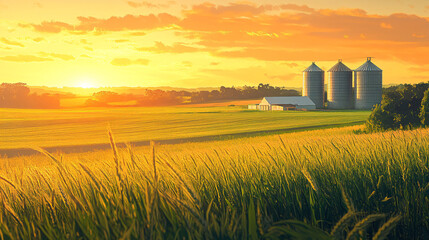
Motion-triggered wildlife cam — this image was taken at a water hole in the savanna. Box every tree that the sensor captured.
[0,82,30,107]
[420,89,429,126]
[365,104,395,132]
[364,82,429,132]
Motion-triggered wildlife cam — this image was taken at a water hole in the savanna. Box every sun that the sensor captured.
[76,76,97,88]
[79,82,95,88]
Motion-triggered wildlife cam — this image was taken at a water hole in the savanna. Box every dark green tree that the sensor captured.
[420,89,429,126]
[365,104,395,132]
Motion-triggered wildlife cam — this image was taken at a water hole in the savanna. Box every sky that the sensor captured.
[0,0,429,88]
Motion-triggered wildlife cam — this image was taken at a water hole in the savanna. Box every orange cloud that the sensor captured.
[115,39,129,43]
[176,3,429,64]
[279,4,315,13]
[28,14,178,33]
[39,52,75,61]
[318,8,367,17]
[25,21,73,33]
[136,41,202,53]
[22,2,429,65]
[75,14,178,31]
[128,1,157,8]
[111,58,150,66]
[129,31,147,36]
[0,38,24,47]
[127,1,174,8]
[51,53,75,61]
[0,55,53,62]
[179,4,429,42]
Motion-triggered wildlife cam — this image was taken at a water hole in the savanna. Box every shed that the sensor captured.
[258,96,316,111]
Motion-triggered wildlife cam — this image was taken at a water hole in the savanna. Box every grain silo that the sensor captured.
[327,60,353,109]
[354,57,382,110]
[302,62,324,109]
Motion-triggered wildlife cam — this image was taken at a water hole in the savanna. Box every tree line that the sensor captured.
[0,83,300,108]
[85,84,300,107]
[0,83,60,108]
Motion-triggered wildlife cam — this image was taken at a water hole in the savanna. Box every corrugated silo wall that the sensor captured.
[354,71,382,110]
[303,71,324,109]
[328,71,353,109]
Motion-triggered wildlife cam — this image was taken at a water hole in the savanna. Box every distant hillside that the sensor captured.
[29,87,76,97]
[30,86,219,96]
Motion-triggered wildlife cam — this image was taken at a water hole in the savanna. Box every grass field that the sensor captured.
[0,125,428,239]
[0,106,370,150]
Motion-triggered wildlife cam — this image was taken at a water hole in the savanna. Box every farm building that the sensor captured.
[257,96,316,111]
[247,104,259,110]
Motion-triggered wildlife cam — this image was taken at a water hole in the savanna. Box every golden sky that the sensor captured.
[1,0,429,88]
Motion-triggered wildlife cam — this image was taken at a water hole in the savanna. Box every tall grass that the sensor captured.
[0,127,428,239]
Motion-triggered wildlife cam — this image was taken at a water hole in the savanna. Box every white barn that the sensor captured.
[258,96,316,111]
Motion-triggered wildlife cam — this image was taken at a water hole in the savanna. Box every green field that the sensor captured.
[0,106,370,149]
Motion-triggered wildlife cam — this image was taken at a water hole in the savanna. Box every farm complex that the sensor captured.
[251,58,382,111]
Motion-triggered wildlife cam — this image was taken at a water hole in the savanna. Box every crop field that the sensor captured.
[0,106,369,150]
[0,125,428,239]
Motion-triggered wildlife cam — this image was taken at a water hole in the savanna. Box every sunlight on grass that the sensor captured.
[0,107,370,149]
[0,126,427,238]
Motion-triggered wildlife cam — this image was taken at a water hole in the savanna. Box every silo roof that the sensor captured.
[328,60,352,72]
[355,58,382,72]
[303,62,324,72]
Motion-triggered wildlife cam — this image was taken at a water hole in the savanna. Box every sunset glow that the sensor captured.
[76,77,96,88]
[1,0,429,88]
[78,82,95,89]
[2,2,429,238]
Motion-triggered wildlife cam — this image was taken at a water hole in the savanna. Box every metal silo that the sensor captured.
[327,59,353,109]
[354,57,382,110]
[303,62,324,109]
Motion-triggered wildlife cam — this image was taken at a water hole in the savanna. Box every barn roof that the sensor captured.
[261,96,315,106]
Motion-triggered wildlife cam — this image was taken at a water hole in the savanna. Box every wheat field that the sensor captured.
[0,126,428,239]
[0,107,369,149]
